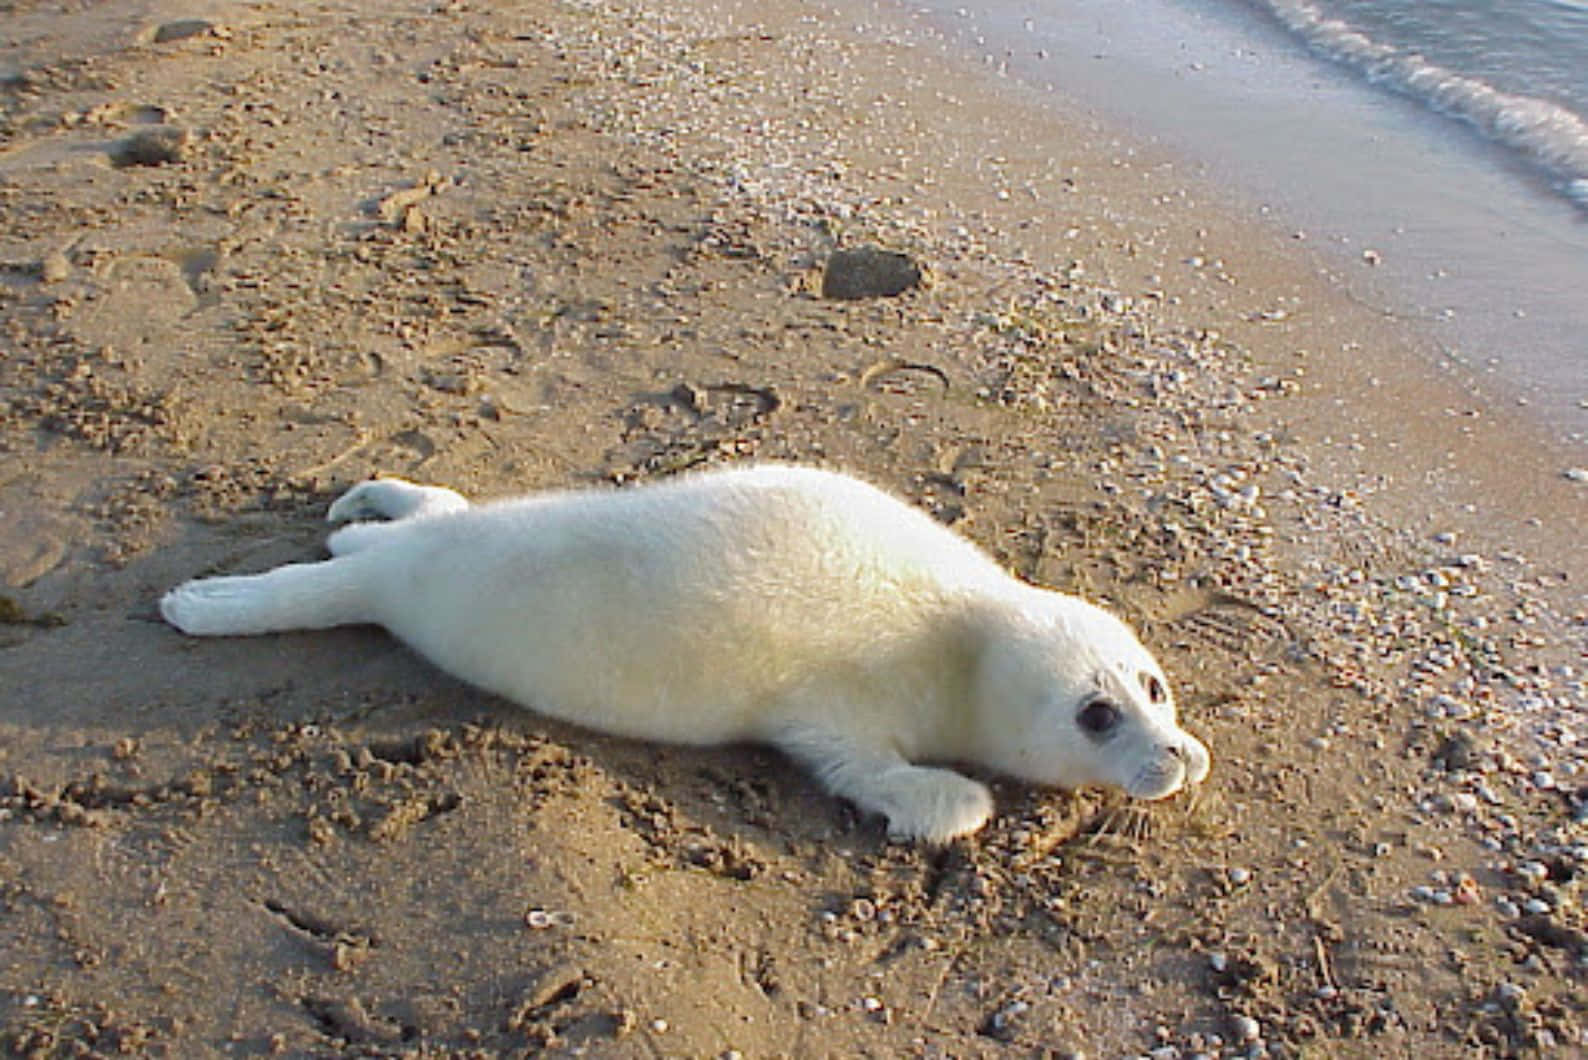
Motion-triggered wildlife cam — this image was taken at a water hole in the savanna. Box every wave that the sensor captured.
[1255,0,1588,207]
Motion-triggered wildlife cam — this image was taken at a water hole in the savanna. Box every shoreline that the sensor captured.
[2,0,1584,1054]
[866,0,1588,593]
[906,0,1588,448]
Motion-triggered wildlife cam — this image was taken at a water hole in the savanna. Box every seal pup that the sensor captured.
[161,465,1210,842]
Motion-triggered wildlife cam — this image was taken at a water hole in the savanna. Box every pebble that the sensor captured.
[40,251,70,284]
[1230,1014,1261,1042]
[1226,867,1252,887]
[151,18,219,43]
[1517,861,1549,882]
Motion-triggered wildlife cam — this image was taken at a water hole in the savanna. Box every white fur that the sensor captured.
[161,465,1210,842]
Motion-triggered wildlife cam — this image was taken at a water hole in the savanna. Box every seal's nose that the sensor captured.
[1179,734,1212,785]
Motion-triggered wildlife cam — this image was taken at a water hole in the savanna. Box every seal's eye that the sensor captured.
[1077,698,1121,738]
[1139,672,1167,705]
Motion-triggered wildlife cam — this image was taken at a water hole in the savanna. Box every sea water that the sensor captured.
[1260,0,1588,206]
[905,0,1588,442]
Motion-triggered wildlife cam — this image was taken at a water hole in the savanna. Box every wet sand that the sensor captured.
[2,0,1584,1055]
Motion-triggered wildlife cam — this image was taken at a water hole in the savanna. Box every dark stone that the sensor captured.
[112,125,190,167]
[821,245,922,300]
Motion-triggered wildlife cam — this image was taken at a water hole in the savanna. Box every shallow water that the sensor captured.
[906,0,1588,444]
[1260,0,1588,205]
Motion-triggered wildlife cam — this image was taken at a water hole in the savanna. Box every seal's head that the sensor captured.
[971,592,1210,799]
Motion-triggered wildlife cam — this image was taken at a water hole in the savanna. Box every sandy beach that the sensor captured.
[2,0,1584,1055]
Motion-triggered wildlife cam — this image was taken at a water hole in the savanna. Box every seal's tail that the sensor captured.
[160,557,374,636]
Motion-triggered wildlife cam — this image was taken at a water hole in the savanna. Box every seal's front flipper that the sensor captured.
[161,557,373,637]
[773,723,993,843]
[327,478,469,524]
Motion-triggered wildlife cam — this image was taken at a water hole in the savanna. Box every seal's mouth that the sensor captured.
[1125,735,1211,800]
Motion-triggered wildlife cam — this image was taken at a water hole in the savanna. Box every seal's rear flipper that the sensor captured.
[327,478,468,524]
[161,558,373,636]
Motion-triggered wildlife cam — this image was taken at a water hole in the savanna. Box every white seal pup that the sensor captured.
[161,465,1209,842]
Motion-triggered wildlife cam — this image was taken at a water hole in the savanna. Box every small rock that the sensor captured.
[112,125,190,167]
[151,19,217,43]
[1231,1014,1261,1042]
[39,251,71,283]
[1563,467,1588,483]
[978,998,1027,1041]
[821,245,923,300]
[1432,732,1478,772]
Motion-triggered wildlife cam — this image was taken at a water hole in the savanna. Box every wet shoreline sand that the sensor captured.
[2,0,1583,1055]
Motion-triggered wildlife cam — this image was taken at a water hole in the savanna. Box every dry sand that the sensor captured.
[1,0,1584,1056]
